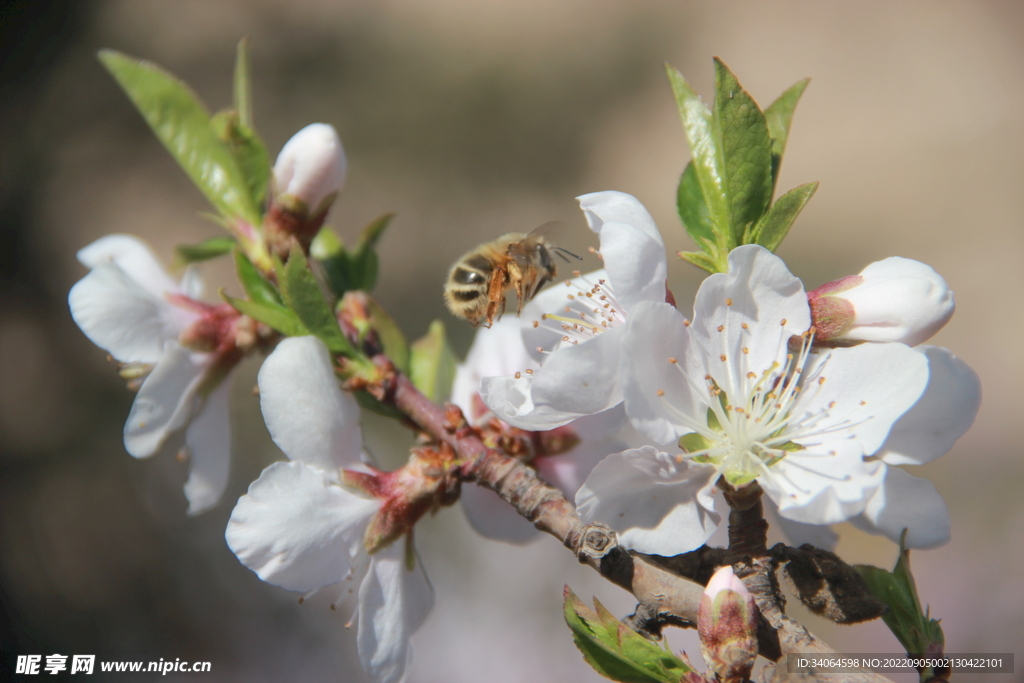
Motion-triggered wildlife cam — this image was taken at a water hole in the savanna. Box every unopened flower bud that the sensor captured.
[698,566,758,683]
[807,257,954,346]
[266,123,347,256]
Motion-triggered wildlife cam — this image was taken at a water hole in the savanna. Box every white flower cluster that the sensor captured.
[69,120,980,682]
[477,191,980,552]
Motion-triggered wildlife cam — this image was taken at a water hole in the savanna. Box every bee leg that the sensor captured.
[485,266,508,325]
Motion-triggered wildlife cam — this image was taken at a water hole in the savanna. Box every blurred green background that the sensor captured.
[2,1,1021,681]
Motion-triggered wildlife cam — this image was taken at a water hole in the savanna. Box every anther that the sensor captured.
[515,372,521,379]
[525,369,533,374]
[684,320,691,327]
[726,298,733,306]
[742,347,749,354]
[668,357,678,364]
[781,318,787,325]
[717,325,725,332]
[656,389,665,396]
[818,377,826,385]
[720,354,727,361]
[741,322,749,329]
[533,320,539,328]
[859,400,867,405]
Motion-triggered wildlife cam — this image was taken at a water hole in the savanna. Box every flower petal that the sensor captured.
[877,346,980,466]
[690,245,809,396]
[520,269,609,363]
[576,446,720,555]
[258,336,363,473]
[795,342,930,456]
[461,484,540,545]
[124,341,208,458]
[451,316,536,422]
[183,380,232,515]
[764,444,883,525]
[850,466,951,549]
[226,460,379,592]
[537,434,627,500]
[76,234,182,300]
[622,301,703,446]
[481,326,624,430]
[357,542,434,683]
[765,499,840,551]
[576,192,667,312]
[69,265,193,363]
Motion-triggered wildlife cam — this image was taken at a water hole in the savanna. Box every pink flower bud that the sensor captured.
[698,566,758,682]
[807,257,954,346]
[273,123,347,215]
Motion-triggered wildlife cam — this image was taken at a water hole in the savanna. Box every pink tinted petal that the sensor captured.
[183,380,232,515]
[536,435,627,500]
[357,542,434,683]
[461,484,540,545]
[576,446,720,555]
[226,461,378,592]
[596,220,667,312]
[76,234,181,299]
[124,342,208,458]
[69,265,193,363]
[850,467,951,549]
[258,336,363,473]
[878,346,980,466]
[451,316,535,421]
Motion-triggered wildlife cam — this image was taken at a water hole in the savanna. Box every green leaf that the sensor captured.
[712,58,773,245]
[234,37,253,128]
[564,586,693,683]
[313,214,394,297]
[751,181,819,252]
[764,77,810,190]
[174,235,236,267]
[98,50,261,227]
[279,245,352,354]
[350,213,394,292]
[212,110,271,209]
[666,63,730,265]
[855,532,944,657]
[366,296,410,374]
[409,321,458,402]
[678,250,721,274]
[676,162,715,253]
[221,292,307,337]
[234,249,282,307]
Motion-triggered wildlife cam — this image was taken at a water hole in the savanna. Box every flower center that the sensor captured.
[667,327,834,488]
[532,272,625,352]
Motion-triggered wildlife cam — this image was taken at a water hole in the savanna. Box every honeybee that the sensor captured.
[444,223,579,327]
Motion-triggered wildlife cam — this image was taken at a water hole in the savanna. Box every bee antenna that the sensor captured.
[553,246,582,262]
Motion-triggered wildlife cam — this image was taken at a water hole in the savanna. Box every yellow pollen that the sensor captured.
[515,372,521,379]
[705,374,712,380]
[567,294,575,300]
[860,400,867,405]
[526,369,534,374]
[742,347,749,354]
[669,357,678,364]
[564,306,571,313]
[717,325,725,332]
[533,320,539,328]
[829,401,836,408]
[741,322,748,329]
[720,354,727,361]
[562,336,570,342]
[541,313,549,320]
[573,270,581,277]
[818,377,826,385]
[726,298,733,306]
[684,320,691,327]
[656,389,665,396]
[781,318,788,326]
[592,327,598,333]
[586,292,593,298]
[747,371,756,379]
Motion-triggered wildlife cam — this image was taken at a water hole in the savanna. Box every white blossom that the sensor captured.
[480,191,667,430]
[226,337,432,683]
[273,123,347,215]
[452,316,625,544]
[68,234,234,514]
[807,256,954,345]
[578,245,978,553]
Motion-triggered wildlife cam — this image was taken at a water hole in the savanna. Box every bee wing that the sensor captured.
[524,220,564,242]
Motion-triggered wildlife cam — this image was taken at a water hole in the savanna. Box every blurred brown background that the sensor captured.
[2,1,1021,681]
